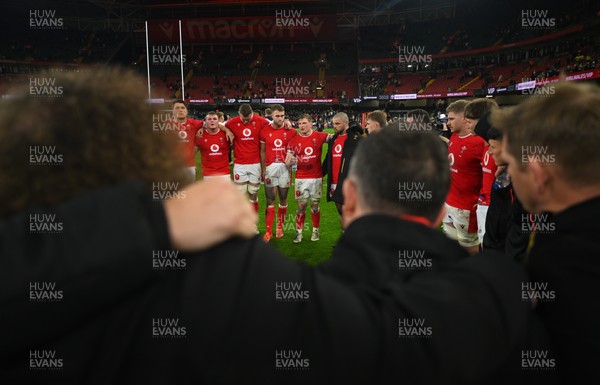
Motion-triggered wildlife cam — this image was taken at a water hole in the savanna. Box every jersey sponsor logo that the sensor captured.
[448,153,455,166]
[210,144,219,152]
[334,144,343,153]
[243,128,252,137]
[274,139,283,148]
[304,147,314,156]
[178,130,188,140]
[483,152,490,166]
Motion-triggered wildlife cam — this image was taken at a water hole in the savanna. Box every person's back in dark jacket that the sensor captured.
[527,196,600,384]
[484,172,529,261]
[0,183,552,385]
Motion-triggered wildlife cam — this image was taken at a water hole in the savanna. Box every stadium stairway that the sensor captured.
[457,75,481,91]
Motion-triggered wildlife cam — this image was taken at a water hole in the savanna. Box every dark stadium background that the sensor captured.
[2,0,598,260]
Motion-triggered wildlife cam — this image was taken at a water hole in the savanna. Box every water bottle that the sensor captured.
[493,171,510,189]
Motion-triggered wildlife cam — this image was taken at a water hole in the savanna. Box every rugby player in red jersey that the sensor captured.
[172,100,204,183]
[225,104,270,215]
[323,112,364,222]
[328,114,349,216]
[259,105,297,242]
[443,100,486,254]
[286,114,332,243]
[195,111,231,181]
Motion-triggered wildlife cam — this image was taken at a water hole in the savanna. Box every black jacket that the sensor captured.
[527,196,600,385]
[322,122,364,204]
[483,174,529,261]
[1,183,555,384]
[320,214,556,385]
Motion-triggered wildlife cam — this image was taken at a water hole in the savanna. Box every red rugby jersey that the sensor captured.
[195,129,230,176]
[479,147,498,206]
[446,132,486,210]
[331,134,348,185]
[287,130,329,179]
[175,118,204,167]
[225,115,269,165]
[260,124,297,166]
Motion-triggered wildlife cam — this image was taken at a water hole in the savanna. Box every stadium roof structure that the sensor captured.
[2,0,455,31]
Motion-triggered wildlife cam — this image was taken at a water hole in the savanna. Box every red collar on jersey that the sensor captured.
[400,214,432,227]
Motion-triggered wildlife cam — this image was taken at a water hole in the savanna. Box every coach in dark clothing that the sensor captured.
[1,131,554,385]
[492,82,600,384]
[475,116,529,261]
[322,116,363,210]
[485,181,529,262]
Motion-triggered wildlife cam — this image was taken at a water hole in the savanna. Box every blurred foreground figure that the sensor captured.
[0,69,552,385]
[492,82,600,385]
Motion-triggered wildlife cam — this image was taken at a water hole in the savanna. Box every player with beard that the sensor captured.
[442,100,486,254]
[286,114,332,243]
[195,111,231,181]
[260,105,297,242]
[225,104,270,216]
[323,112,364,219]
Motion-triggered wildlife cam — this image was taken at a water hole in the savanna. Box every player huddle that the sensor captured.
[170,100,346,244]
[170,98,500,252]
